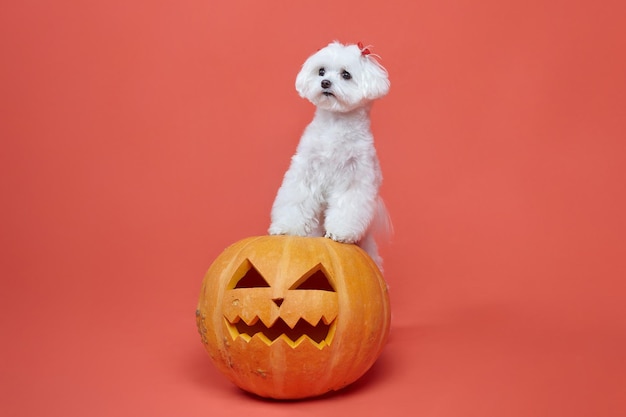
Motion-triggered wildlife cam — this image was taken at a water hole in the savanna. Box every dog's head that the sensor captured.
[295,42,390,112]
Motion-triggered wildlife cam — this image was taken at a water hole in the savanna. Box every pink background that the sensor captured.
[2,1,625,416]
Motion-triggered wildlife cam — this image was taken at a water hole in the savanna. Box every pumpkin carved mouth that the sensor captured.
[222,259,339,349]
[225,315,336,349]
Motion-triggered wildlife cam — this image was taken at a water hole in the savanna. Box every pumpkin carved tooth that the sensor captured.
[227,315,335,347]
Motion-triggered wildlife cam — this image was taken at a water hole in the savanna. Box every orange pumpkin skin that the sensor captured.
[196,235,391,399]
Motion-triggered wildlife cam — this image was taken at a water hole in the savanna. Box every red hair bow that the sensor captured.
[358,42,371,56]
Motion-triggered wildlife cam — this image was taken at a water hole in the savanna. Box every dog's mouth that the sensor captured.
[322,91,335,97]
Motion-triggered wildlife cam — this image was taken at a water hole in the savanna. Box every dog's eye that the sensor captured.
[318,68,325,76]
[341,70,352,80]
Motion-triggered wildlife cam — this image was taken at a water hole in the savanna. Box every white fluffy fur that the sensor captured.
[269,41,390,268]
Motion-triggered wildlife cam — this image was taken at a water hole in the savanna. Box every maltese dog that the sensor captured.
[268,41,391,268]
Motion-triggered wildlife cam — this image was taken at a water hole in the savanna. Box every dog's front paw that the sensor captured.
[268,224,288,236]
[269,223,311,237]
[324,231,357,244]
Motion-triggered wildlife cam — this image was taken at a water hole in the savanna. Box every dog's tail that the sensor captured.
[358,197,393,272]
[371,196,394,242]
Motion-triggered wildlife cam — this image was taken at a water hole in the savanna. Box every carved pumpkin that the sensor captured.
[196,235,391,399]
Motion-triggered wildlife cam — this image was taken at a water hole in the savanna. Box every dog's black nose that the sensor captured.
[321,79,332,89]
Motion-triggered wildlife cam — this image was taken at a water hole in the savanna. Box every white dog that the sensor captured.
[268,41,391,268]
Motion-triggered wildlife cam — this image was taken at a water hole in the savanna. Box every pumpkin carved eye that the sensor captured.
[290,265,335,292]
[233,265,269,288]
[224,260,338,348]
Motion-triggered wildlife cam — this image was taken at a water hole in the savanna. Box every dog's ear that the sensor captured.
[295,53,319,99]
[360,60,390,100]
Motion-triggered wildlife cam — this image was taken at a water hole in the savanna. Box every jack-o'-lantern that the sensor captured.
[196,235,391,399]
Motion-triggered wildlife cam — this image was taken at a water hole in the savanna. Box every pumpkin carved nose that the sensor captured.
[321,79,331,89]
[272,297,284,307]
